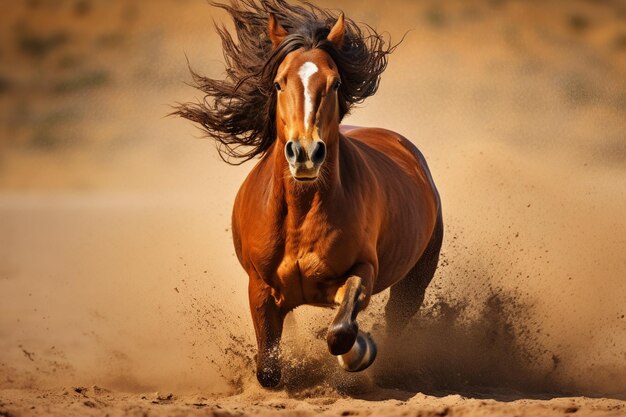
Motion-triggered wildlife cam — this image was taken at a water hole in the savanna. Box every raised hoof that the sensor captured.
[256,366,281,388]
[327,321,358,355]
[337,331,377,372]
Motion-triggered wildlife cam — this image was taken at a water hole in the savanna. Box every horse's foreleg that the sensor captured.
[326,264,377,372]
[248,273,285,388]
[327,275,363,355]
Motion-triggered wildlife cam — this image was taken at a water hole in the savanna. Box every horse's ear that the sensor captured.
[268,13,288,49]
[327,13,345,48]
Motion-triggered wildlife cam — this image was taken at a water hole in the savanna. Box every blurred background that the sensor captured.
[0,0,625,398]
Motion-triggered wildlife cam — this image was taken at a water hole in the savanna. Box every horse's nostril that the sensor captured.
[285,141,296,162]
[311,141,326,164]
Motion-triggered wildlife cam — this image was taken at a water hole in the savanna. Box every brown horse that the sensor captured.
[176,0,443,388]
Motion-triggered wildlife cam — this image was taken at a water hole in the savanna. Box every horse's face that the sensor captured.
[270,15,345,182]
[274,49,341,181]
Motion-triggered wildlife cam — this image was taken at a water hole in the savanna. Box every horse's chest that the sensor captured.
[277,251,327,282]
[274,228,354,306]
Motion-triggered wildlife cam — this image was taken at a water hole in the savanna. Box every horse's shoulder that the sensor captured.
[236,154,274,199]
[232,155,278,247]
[340,125,438,204]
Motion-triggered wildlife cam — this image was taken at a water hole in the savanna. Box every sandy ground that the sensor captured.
[2,386,626,417]
[1,0,625,416]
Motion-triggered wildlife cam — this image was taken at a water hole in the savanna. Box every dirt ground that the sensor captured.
[0,1,625,416]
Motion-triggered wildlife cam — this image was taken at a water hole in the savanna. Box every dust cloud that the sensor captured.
[0,0,625,411]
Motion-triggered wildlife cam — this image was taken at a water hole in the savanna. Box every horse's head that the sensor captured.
[269,14,345,182]
[176,2,392,168]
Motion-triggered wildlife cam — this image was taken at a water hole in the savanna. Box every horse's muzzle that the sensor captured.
[285,139,326,181]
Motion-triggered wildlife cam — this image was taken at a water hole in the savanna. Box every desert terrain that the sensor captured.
[0,0,625,416]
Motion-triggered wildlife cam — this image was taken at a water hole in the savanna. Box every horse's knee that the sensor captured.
[337,331,377,372]
[327,321,358,355]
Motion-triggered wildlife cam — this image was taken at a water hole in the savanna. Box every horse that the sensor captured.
[175,0,443,388]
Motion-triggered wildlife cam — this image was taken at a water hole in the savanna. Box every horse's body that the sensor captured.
[177,0,443,388]
[232,124,442,386]
[233,126,440,309]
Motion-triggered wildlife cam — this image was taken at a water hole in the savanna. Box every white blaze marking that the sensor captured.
[298,62,319,131]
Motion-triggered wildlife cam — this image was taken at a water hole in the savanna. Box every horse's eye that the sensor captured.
[274,82,282,92]
[332,79,342,91]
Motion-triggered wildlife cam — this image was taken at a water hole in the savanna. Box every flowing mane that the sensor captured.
[174,0,396,164]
